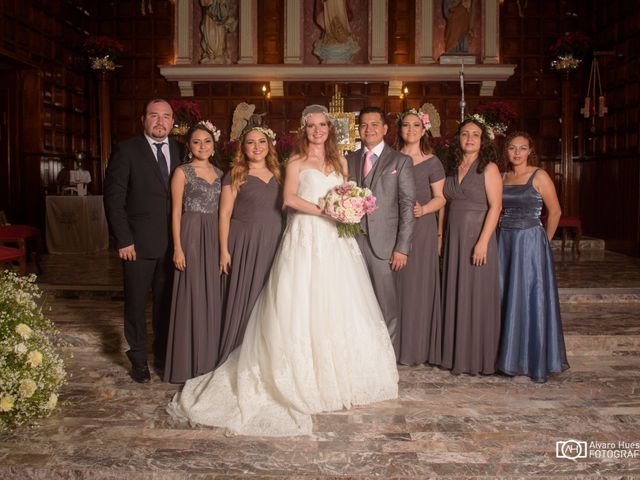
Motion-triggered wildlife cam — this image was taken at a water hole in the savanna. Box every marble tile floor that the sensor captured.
[1,251,639,479]
[32,247,640,294]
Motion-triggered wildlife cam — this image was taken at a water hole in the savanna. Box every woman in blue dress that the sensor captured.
[497,131,569,382]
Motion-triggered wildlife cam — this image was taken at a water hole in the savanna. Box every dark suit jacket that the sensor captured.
[346,144,416,259]
[103,135,182,259]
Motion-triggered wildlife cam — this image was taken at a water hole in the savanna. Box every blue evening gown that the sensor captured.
[497,170,569,382]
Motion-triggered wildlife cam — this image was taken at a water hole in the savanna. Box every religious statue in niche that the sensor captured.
[443,0,475,53]
[313,0,360,64]
[200,0,238,64]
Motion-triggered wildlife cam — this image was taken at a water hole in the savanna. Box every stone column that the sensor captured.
[284,0,303,64]
[174,0,193,64]
[415,0,435,64]
[369,0,388,64]
[237,0,257,64]
[483,0,500,64]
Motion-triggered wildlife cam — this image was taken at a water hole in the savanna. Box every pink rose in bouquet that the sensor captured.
[322,181,377,237]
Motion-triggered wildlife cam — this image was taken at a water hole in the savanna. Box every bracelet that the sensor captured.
[437,234,443,237]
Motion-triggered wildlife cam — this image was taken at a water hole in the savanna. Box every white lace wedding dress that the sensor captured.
[167,169,398,436]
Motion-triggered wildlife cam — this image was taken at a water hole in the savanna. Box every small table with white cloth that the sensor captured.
[45,195,109,254]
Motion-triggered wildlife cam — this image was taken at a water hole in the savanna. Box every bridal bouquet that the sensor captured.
[322,181,377,237]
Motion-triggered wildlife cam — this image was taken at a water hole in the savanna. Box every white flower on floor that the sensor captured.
[15,323,32,340]
[45,393,58,410]
[0,396,14,412]
[0,271,66,429]
[18,379,37,398]
[26,351,43,368]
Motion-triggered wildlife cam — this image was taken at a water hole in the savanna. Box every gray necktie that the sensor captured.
[154,142,169,187]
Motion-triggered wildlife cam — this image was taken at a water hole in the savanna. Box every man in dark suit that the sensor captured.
[104,98,182,383]
[346,106,416,358]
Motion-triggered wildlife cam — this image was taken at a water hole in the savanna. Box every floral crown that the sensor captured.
[300,105,332,128]
[397,108,431,131]
[197,120,221,142]
[463,114,495,140]
[240,126,277,145]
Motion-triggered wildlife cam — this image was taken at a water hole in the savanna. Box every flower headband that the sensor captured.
[197,120,221,142]
[397,108,431,131]
[463,114,495,140]
[300,104,333,128]
[240,125,277,145]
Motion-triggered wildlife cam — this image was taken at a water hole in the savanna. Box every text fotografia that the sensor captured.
[556,439,640,460]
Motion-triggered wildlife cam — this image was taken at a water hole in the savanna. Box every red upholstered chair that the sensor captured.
[556,216,582,256]
[0,245,24,273]
[0,223,42,274]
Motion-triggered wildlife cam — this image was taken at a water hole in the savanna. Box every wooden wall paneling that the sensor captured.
[97,0,179,149]
[0,66,20,220]
[258,0,284,64]
[574,0,640,254]
[388,0,415,65]
[0,0,95,227]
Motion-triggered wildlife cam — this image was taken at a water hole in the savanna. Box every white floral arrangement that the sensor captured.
[197,120,221,142]
[397,108,432,131]
[240,126,277,145]
[466,113,496,140]
[0,272,66,429]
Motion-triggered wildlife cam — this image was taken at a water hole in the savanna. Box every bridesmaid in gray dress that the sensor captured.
[441,117,503,375]
[394,109,446,365]
[217,126,284,366]
[165,122,223,383]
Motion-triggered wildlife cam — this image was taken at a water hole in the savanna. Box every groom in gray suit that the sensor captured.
[346,106,416,357]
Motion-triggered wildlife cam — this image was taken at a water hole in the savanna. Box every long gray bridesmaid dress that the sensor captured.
[398,156,445,365]
[217,173,284,366]
[164,163,223,383]
[441,159,500,374]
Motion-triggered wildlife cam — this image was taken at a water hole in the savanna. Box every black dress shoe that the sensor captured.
[130,364,151,383]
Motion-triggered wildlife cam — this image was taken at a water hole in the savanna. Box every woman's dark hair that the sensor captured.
[184,124,216,163]
[393,112,433,156]
[444,117,499,176]
[503,131,538,170]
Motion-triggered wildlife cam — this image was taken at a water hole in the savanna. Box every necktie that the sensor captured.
[154,142,169,188]
[363,150,374,177]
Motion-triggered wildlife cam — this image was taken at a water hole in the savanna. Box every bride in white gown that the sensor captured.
[168,105,398,436]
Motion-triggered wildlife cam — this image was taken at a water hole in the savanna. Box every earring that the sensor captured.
[188,152,193,159]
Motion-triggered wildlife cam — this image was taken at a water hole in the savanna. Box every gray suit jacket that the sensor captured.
[347,144,416,259]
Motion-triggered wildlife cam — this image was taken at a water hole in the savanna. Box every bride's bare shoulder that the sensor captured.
[286,155,306,170]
